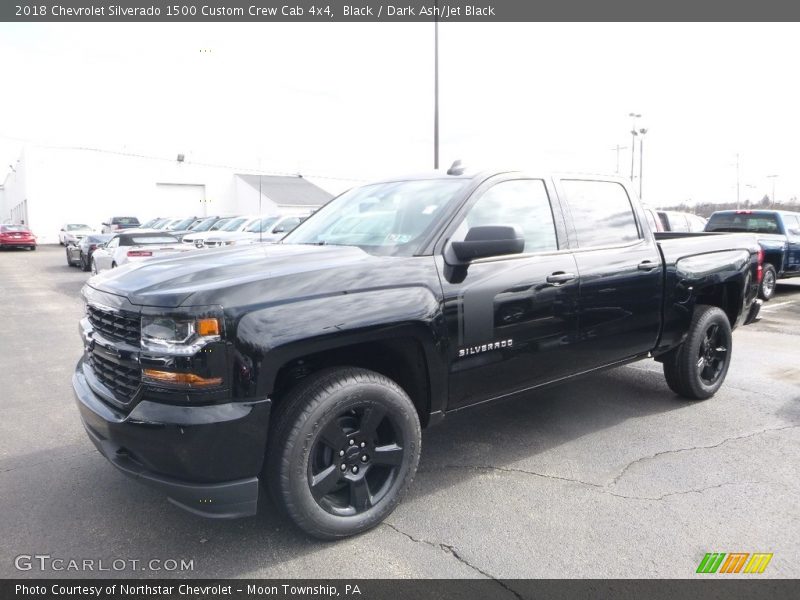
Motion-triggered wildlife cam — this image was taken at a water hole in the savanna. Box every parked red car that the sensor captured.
[0,225,37,250]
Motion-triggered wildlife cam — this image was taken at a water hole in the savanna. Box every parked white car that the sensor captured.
[202,215,305,247]
[90,231,192,274]
[182,216,257,248]
[58,223,94,246]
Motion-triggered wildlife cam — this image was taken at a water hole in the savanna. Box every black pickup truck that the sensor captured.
[73,167,762,539]
[705,209,800,300]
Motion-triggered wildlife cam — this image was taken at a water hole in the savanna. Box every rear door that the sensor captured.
[556,178,663,368]
[438,176,580,410]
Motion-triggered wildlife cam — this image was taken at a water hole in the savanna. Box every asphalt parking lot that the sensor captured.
[0,245,798,581]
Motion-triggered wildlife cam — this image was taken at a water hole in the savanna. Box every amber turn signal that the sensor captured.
[142,369,222,388]
[196,318,221,337]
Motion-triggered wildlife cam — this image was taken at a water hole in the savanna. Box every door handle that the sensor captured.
[638,260,659,271]
[546,272,576,284]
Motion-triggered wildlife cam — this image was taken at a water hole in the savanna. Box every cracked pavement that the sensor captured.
[1,246,798,579]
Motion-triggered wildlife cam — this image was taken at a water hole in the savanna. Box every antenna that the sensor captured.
[447,159,465,176]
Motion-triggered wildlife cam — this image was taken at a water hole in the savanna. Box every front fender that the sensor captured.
[233,286,448,415]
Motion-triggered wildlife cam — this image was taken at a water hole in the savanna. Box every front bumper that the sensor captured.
[72,358,270,518]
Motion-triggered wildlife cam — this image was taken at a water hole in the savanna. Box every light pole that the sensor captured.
[628,112,641,181]
[433,4,439,169]
[611,145,628,175]
[767,174,779,206]
[638,128,648,199]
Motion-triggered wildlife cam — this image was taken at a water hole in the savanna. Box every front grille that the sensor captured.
[87,304,140,346]
[88,352,141,402]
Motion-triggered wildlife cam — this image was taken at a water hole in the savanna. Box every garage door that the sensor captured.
[155,183,207,217]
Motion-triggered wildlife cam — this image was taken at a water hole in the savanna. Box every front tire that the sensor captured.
[65,248,76,267]
[759,264,777,301]
[266,368,421,540]
[90,258,98,275]
[663,305,732,400]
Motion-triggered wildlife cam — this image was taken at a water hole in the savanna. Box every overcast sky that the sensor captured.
[1,22,798,204]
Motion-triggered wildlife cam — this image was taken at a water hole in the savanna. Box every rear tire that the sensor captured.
[91,258,98,275]
[80,253,90,272]
[65,248,76,267]
[758,264,777,301]
[266,367,421,540]
[663,305,732,400]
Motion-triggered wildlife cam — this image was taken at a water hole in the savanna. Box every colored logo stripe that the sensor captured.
[744,553,773,574]
[697,553,726,573]
[697,552,773,574]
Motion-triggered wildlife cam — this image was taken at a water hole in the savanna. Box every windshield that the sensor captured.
[1,225,29,232]
[706,213,782,234]
[167,217,195,230]
[112,217,139,225]
[282,179,469,255]
[246,216,279,233]
[67,224,91,231]
[219,217,247,232]
[189,217,218,232]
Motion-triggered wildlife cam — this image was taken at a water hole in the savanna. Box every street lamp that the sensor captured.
[628,112,641,181]
[433,4,439,169]
[767,174,779,206]
[611,145,629,175]
[638,128,648,200]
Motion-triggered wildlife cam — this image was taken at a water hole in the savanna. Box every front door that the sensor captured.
[438,177,580,410]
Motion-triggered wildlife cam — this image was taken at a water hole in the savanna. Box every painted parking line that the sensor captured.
[760,301,796,311]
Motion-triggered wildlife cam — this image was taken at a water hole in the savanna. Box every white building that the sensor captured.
[0,145,334,243]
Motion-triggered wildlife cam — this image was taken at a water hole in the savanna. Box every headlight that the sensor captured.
[141,315,222,355]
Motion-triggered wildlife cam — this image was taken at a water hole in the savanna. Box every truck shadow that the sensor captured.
[3,365,708,579]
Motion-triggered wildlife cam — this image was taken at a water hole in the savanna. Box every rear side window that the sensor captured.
[453,179,558,253]
[561,180,640,247]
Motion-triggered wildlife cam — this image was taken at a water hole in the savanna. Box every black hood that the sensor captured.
[87,244,375,308]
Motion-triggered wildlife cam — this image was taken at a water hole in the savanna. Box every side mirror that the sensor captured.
[272,226,286,234]
[449,225,525,263]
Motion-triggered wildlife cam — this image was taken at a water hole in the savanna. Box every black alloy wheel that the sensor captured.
[308,403,405,516]
[662,305,733,400]
[266,367,421,539]
[696,322,727,386]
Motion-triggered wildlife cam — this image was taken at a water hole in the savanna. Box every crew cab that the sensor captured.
[73,167,762,539]
[705,209,800,300]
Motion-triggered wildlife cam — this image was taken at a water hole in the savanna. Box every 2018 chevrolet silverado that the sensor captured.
[705,209,800,300]
[73,167,762,539]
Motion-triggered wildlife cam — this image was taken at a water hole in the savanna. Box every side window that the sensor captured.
[561,180,640,247]
[107,237,120,249]
[452,179,558,253]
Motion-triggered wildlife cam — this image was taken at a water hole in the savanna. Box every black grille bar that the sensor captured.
[86,304,140,346]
